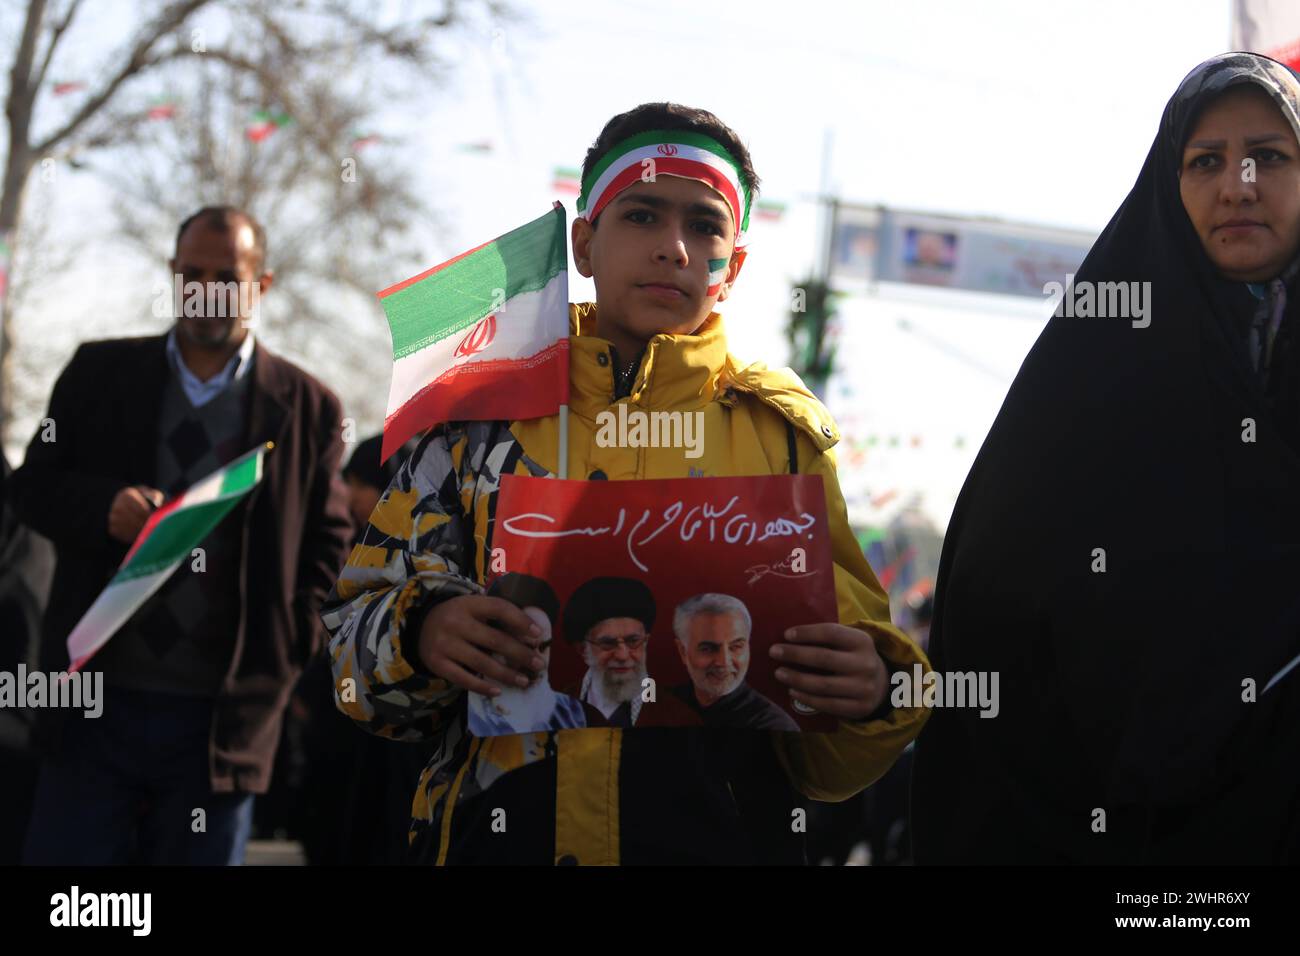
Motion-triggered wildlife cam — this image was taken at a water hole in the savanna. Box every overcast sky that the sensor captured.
[8,0,1237,527]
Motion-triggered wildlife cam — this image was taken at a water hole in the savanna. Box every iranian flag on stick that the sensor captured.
[377,203,570,463]
[65,443,271,673]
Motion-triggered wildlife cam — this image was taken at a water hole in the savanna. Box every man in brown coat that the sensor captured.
[8,206,353,864]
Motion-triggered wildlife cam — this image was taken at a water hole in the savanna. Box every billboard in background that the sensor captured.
[829,204,1095,298]
[830,204,883,281]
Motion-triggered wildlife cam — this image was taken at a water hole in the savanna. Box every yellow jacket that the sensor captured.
[322,302,931,865]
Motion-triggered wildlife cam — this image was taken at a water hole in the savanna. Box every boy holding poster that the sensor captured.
[322,103,933,865]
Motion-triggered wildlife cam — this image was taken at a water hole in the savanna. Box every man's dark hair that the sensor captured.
[580,103,760,227]
[174,205,268,273]
[488,572,561,627]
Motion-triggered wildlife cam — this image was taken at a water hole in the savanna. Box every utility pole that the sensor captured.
[786,127,840,399]
[815,127,837,285]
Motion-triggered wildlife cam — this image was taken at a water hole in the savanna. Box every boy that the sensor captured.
[321,102,932,865]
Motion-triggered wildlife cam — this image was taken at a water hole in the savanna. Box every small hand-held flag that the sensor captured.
[377,203,570,468]
[64,442,273,673]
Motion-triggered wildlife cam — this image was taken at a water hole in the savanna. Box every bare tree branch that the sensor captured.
[6,0,47,132]
[4,0,511,447]
[317,0,460,61]
[34,0,212,153]
[31,0,84,93]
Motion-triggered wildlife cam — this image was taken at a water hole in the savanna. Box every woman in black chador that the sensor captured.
[912,53,1300,864]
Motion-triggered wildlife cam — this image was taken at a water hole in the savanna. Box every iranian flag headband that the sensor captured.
[577,129,753,248]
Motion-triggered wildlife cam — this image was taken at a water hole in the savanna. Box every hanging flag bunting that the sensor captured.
[844,432,970,452]
[552,166,582,195]
[871,489,900,509]
[0,234,12,305]
[147,96,178,120]
[246,109,292,142]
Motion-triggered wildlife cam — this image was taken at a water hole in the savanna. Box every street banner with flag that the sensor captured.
[65,442,271,673]
[1233,0,1300,70]
[377,203,570,462]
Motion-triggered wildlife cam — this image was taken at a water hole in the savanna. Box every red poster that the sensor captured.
[467,474,839,734]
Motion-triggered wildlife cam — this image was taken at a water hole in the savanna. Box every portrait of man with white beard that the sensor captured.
[468,573,586,736]
[561,577,658,729]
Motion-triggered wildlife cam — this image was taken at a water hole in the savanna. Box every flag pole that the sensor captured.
[553,199,570,480]
[558,404,569,478]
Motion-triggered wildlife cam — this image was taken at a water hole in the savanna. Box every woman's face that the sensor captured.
[1179,85,1300,282]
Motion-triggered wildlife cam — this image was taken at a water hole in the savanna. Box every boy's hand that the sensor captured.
[770,623,888,720]
[418,595,545,697]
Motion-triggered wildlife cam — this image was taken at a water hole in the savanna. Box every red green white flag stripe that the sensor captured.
[377,203,570,462]
[552,166,582,195]
[65,443,270,673]
[147,97,177,120]
[707,258,728,296]
[0,234,11,302]
[577,130,752,247]
[247,109,291,142]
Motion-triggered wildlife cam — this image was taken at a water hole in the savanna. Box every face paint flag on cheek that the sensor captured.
[706,258,729,296]
[576,129,753,249]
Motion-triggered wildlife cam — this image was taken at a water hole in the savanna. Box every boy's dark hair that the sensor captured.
[581,103,760,226]
[175,205,268,273]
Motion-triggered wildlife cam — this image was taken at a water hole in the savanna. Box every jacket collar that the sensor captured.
[164,326,257,404]
[566,302,840,451]
[117,333,295,489]
[246,339,292,450]
[567,301,728,420]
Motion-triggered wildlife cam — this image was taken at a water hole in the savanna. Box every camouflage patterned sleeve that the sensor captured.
[320,425,482,741]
